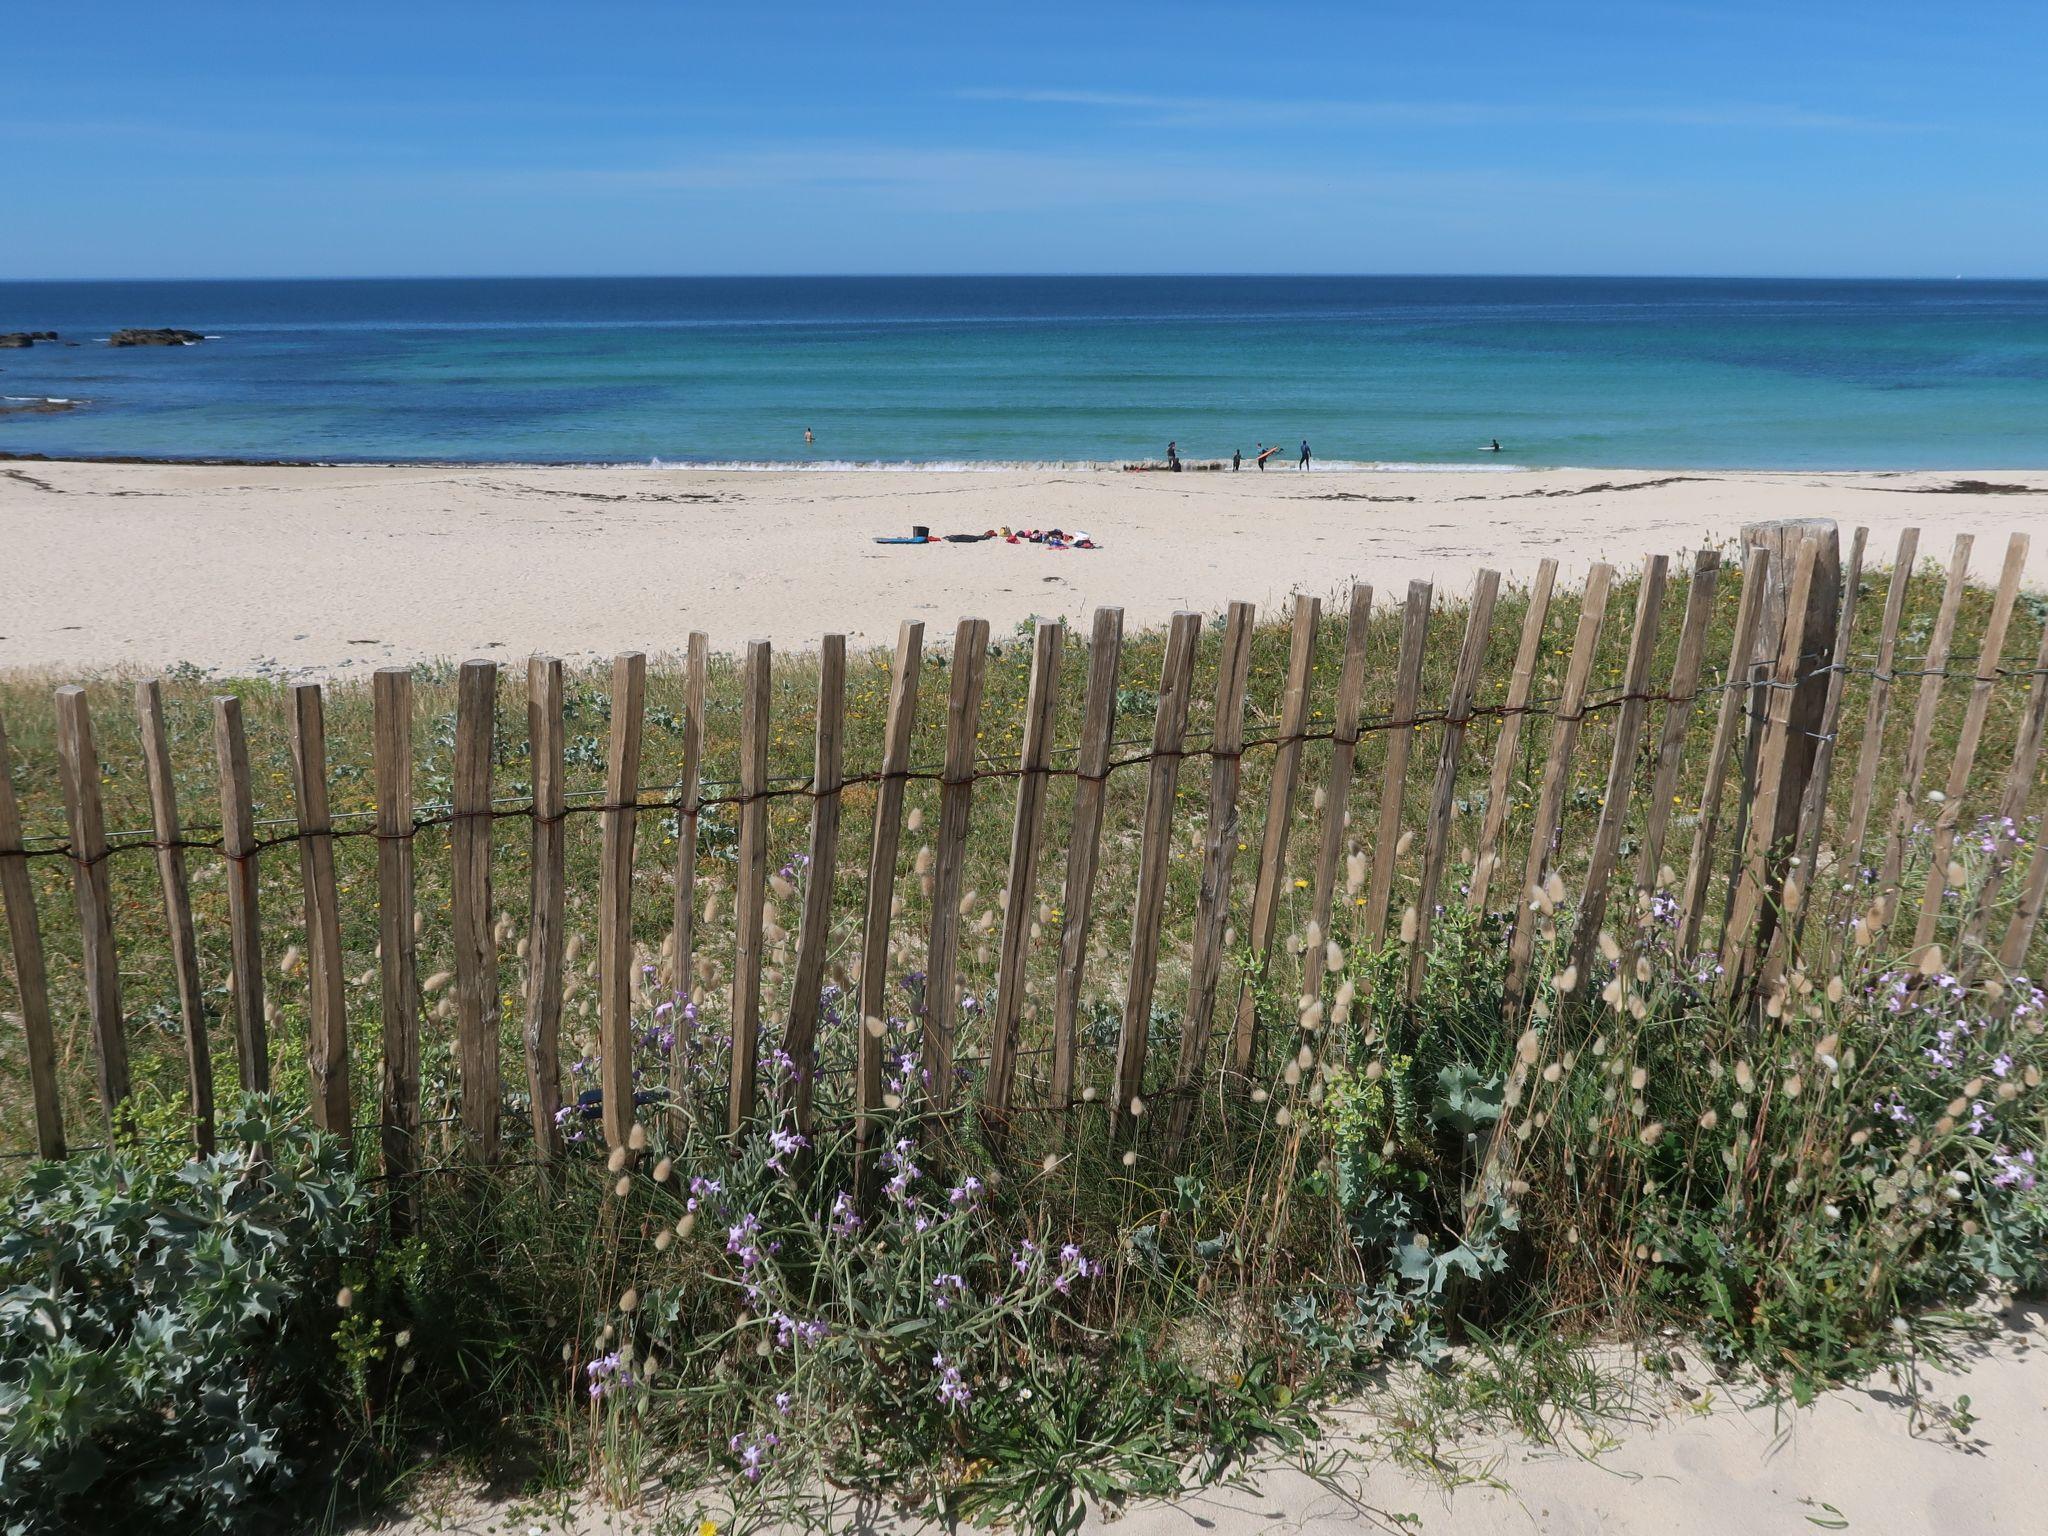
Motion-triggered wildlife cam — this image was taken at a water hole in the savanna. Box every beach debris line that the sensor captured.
[872,524,1099,549]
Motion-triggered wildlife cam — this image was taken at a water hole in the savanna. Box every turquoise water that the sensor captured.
[2,276,2046,468]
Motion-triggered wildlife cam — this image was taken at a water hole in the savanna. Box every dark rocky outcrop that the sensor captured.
[0,332,59,348]
[108,328,207,347]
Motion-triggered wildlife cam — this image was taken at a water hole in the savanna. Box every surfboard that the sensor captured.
[1255,446,1281,464]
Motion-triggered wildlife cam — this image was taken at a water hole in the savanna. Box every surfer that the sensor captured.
[1166,439,1181,472]
[1298,438,1312,470]
[804,426,814,446]
[1232,447,1242,471]
[1489,438,1501,453]
[1255,441,1266,472]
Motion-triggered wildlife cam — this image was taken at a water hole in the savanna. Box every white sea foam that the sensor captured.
[644,457,1529,474]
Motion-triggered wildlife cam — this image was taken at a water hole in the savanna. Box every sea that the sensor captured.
[3,276,2046,470]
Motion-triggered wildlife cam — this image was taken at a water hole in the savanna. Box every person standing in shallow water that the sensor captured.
[1298,438,1311,469]
[1233,447,1242,471]
[804,426,814,446]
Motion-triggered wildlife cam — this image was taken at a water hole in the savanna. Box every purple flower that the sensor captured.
[932,1352,971,1411]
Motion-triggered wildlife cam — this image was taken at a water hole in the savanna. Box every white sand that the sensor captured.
[4,461,2046,675]
[369,1313,2047,1535]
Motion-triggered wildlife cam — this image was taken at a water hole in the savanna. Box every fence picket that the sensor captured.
[1409,571,1500,997]
[373,668,420,1184]
[1363,583,1433,950]
[1633,550,1721,902]
[1504,564,1615,1006]
[1051,608,1123,1108]
[1910,535,2025,956]
[1170,600,1256,1147]
[1231,596,1319,1076]
[669,632,709,1104]
[54,688,128,1123]
[451,660,500,1159]
[1877,536,1972,927]
[1570,556,1668,973]
[523,657,566,1157]
[924,619,991,1115]
[1839,529,1922,872]
[136,680,214,1152]
[1308,584,1375,938]
[287,683,351,1139]
[728,642,770,1137]
[1788,527,1868,915]
[787,634,848,1132]
[1676,549,1770,955]
[213,696,268,1091]
[1112,612,1201,1135]
[0,710,63,1159]
[986,620,1064,1115]
[858,622,923,1159]
[1470,558,1560,911]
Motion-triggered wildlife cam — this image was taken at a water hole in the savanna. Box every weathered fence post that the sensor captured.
[54,688,129,1125]
[1739,519,1842,892]
[213,696,269,1092]
[374,668,420,1187]
[289,683,351,1142]
[0,711,64,1159]
[451,660,500,1159]
[136,679,215,1152]
[788,634,848,1132]
[523,657,566,1159]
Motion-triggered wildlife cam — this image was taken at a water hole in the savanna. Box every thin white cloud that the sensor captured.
[955,87,1927,133]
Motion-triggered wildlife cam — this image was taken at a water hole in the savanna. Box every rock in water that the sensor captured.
[108,328,208,347]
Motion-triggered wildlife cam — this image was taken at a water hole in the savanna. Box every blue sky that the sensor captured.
[7,0,2044,278]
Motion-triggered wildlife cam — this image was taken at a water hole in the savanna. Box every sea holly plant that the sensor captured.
[0,1096,365,1533]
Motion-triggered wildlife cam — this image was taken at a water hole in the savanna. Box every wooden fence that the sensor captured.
[4,518,2048,1172]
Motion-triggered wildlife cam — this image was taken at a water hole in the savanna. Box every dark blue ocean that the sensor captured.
[2,276,2046,469]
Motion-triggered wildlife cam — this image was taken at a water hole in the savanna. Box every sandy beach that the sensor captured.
[4,460,2046,675]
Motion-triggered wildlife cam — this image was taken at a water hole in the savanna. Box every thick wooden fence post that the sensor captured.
[1409,571,1500,996]
[54,688,129,1125]
[373,668,420,1184]
[1111,612,1201,1136]
[1170,600,1255,1147]
[787,634,848,1132]
[1722,537,1824,987]
[924,619,990,1114]
[1231,595,1319,1076]
[986,620,1063,1116]
[1470,559,1559,911]
[289,683,351,1141]
[1741,520,1843,861]
[213,696,268,1092]
[0,711,64,1159]
[1050,609,1122,1109]
[728,643,770,1136]
[136,680,215,1152]
[451,660,501,1159]
[857,622,923,1164]
[601,652,648,1151]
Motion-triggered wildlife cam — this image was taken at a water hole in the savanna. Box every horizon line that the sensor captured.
[1,269,2037,285]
